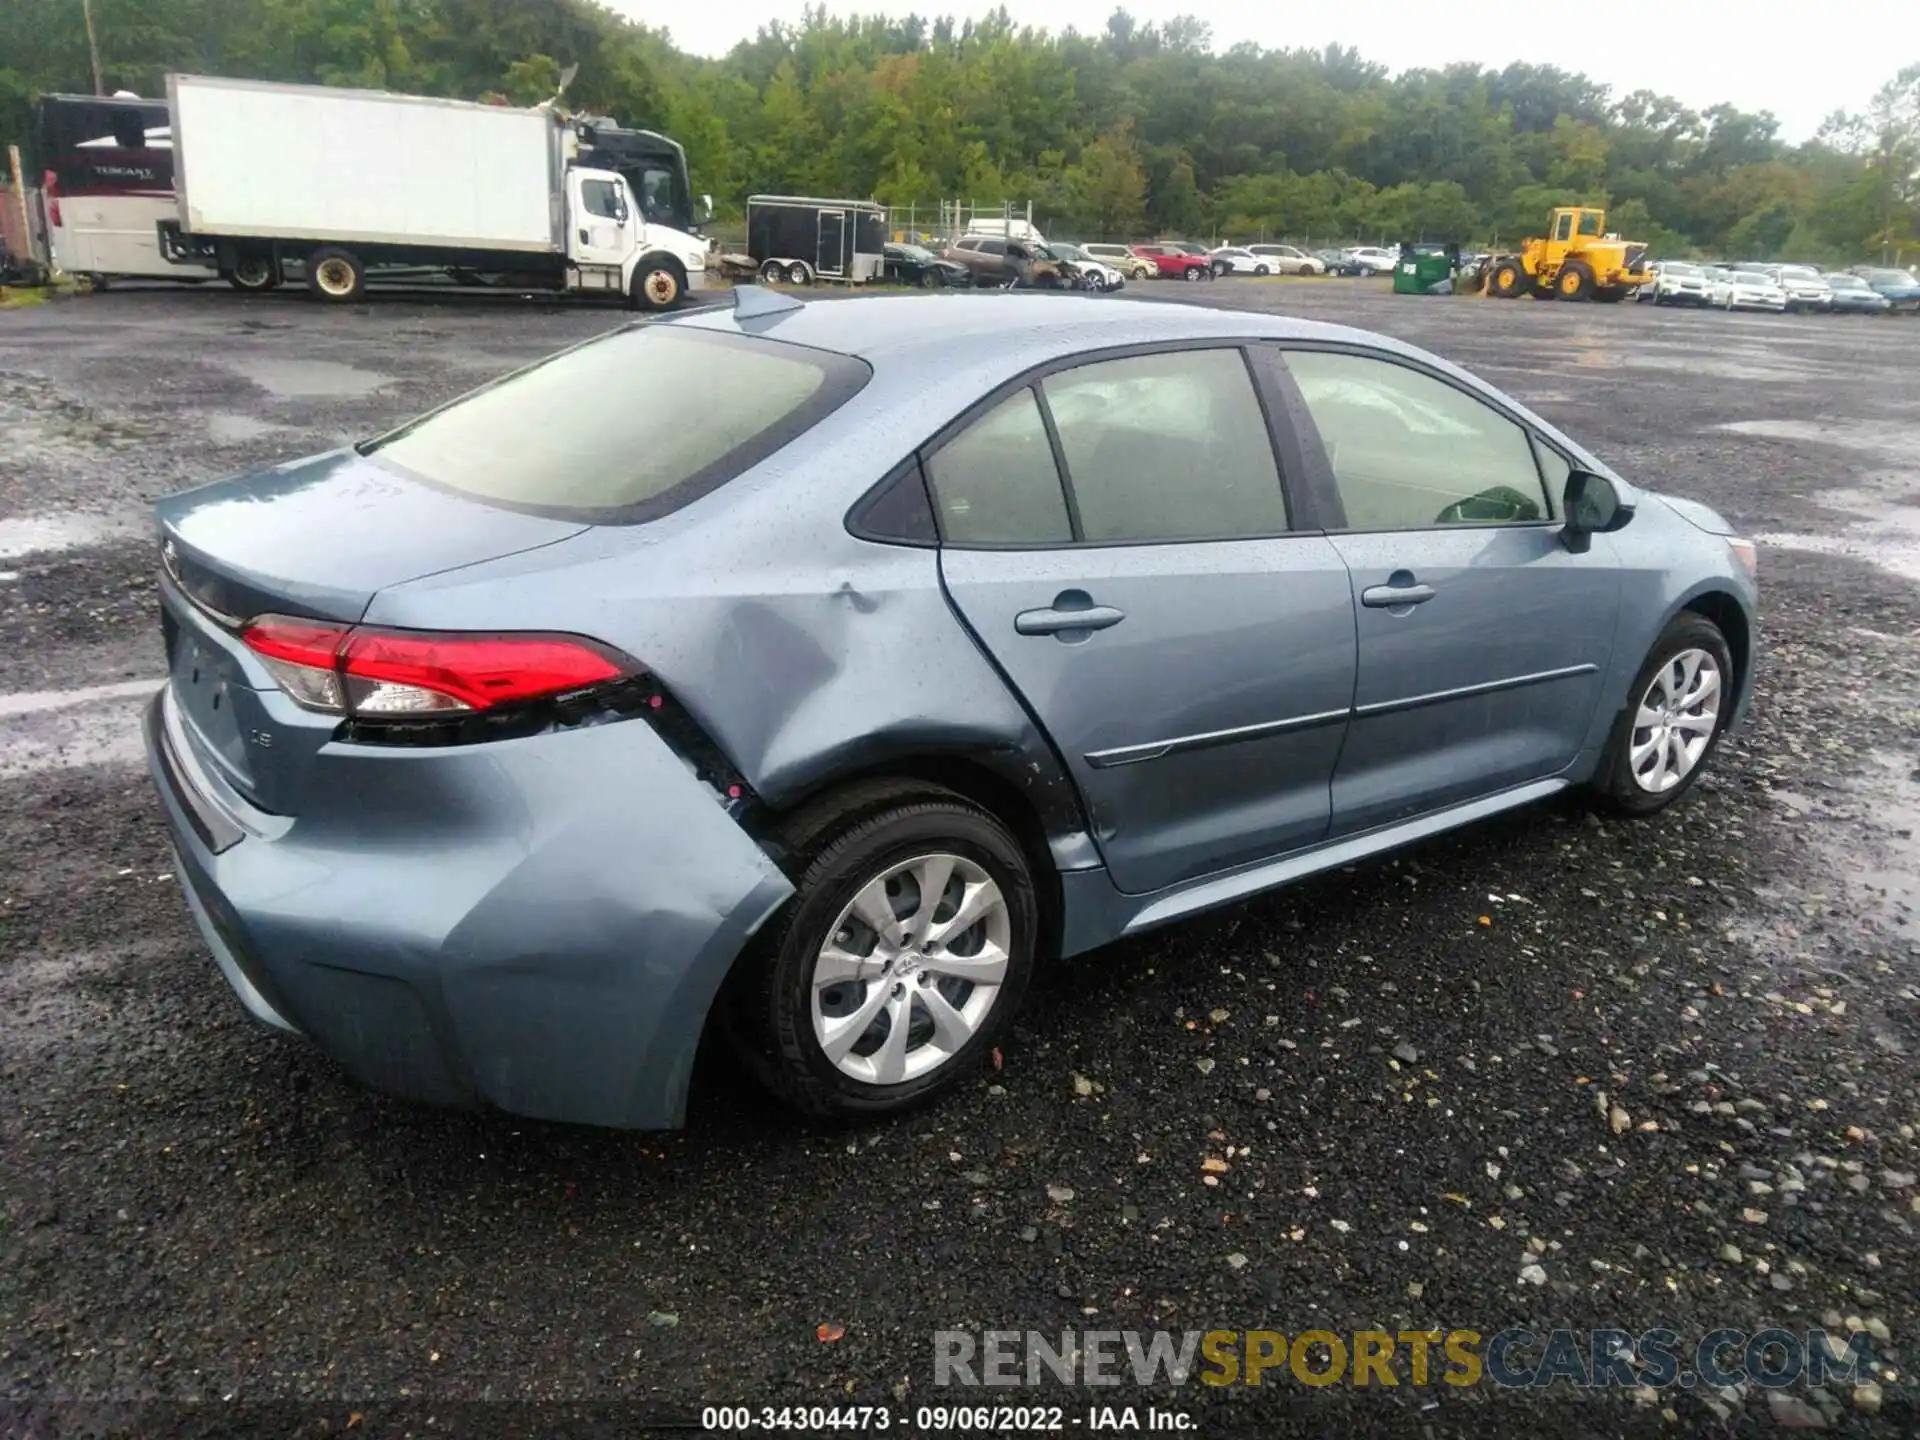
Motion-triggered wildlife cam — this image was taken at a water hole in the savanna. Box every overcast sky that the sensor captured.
[610,0,1907,142]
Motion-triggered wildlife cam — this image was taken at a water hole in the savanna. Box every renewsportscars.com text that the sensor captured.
[933,1327,1877,1390]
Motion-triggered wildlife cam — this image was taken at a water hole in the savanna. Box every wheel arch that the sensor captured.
[755,748,1079,965]
[1679,587,1752,710]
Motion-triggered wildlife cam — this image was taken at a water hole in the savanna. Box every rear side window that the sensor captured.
[363,327,868,522]
[1042,349,1286,543]
[924,389,1071,545]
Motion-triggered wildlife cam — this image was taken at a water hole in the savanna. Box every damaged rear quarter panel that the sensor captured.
[364,383,1102,866]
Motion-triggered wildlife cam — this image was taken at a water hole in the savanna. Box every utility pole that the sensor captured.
[82,0,105,95]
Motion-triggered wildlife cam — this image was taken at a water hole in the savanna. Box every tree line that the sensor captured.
[4,0,1916,261]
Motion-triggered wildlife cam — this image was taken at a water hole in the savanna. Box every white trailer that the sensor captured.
[159,75,709,307]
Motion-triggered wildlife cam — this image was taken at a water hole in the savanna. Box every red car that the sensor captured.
[1130,243,1215,282]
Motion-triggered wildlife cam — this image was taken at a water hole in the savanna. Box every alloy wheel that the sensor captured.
[1629,648,1722,793]
[809,852,1010,1086]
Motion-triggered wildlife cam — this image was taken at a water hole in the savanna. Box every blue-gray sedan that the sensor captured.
[145,292,1758,1127]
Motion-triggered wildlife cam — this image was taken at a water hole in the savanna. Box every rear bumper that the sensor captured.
[144,688,793,1130]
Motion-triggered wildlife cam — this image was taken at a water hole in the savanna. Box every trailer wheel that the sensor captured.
[786,261,813,287]
[227,255,278,293]
[632,259,685,311]
[758,259,786,284]
[306,248,365,303]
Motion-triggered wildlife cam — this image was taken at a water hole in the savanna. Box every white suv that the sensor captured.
[1244,243,1326,275]
[1641,260,1713,307]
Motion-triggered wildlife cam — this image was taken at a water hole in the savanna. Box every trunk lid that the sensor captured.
[157,449,588,814]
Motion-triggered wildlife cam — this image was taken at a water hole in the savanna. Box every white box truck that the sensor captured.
[157,75,710,307]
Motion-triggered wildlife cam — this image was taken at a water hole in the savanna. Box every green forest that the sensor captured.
[5,0,1916,260]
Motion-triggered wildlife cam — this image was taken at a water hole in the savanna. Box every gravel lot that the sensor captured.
[2,281,1917,1438]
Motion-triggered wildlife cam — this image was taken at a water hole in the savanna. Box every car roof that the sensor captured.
[677,294,1369,372]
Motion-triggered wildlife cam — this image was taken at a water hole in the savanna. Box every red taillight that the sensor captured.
[240,616,630,718]
[42,171,61,228]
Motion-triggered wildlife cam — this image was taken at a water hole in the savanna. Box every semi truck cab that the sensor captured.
[564,165,706,306]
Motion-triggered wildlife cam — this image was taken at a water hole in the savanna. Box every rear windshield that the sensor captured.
[363,325,868,522]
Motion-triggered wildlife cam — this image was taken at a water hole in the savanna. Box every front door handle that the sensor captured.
[1015,591,1126,637]
[1361,581,1435,608]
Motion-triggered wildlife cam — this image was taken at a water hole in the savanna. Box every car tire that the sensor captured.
[306,246,365,303]
[1592,614,1734,818]
[787,260,813,286]
[1254,264,1270,276]
[920,269,942,289]
[725,781,1038,1119]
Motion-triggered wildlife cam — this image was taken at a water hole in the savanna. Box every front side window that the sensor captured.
[924,389,1071,545]
[1284,351,1549,531]
[366,327,866,521]
[1041,349,1287,543]
[1554,214,1574,241]
[581,179,624,220]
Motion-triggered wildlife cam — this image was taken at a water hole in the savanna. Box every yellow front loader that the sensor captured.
[1485,206,1652,302]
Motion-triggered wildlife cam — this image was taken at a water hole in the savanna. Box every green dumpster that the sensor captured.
[1392,248,1455,294]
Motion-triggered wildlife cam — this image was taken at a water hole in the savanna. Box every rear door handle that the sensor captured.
[1361,582,1435,608]
[1015,592,1126,637]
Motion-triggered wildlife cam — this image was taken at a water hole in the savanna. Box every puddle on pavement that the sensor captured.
[0,372,168,466]
[1757,491,1920,586]
[1570,341,1809,384]
[236,358,394,399]
[0,512,144,561]
[204,412,288,444]
[1846,752,1920,944]
[1719,418,1920,467]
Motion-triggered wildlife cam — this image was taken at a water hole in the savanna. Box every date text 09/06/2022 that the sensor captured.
[700,1405,1192,1431]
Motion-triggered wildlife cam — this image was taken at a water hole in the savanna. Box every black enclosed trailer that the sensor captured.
[747,195,886,285]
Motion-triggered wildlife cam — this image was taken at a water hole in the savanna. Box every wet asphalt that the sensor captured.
[1,280,1917,1439]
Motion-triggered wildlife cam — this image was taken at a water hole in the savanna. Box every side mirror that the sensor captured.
[698,193,715,223]
[1562,469,1634,553]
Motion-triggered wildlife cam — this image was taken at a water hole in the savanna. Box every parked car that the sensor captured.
[1640,260,1713,307]
[1344,246,1399,277]
[1710,269,1788,312]
[883,243,972,289]
[1046,243,1126,291]
[1316,248,1364,276]
[145,291,1758,1128]
[1245,243,1327,275]
[1766,265,1833,312]
[1822,272,1892,314]
[1079,242,1156,280]
[943,235,1069,289]
[1161,240,1232,276]
[1210,246,1276,276]
[1130,243,1214,281]
[1850,267,1920,313]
